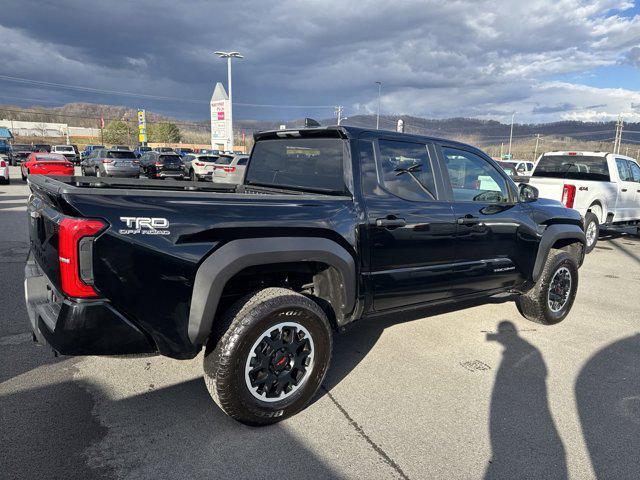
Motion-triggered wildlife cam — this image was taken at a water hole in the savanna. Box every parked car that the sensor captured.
[196,148,222,155]
[80,145,105,161]
[153,147,175,153]
[8,144,34,166]
[139,151,183,179]
[20,153,73,179]
[175,147,194,156]
[134,146,152,158]
[496,161,529,184]
[0,139,10,157]
[212,154,249,184]
[529,151,640,252]
[500,160,535,176]
[81,148,140,178]
[182,154,219,181]
[51,145,79,164]
[32,144,51,153]
[24,125,586,426]
[0,155,9,184]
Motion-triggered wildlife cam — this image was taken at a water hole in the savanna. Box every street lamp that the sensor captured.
[375,81,382,130]
[214,51,243,151]
[508,111,516,157]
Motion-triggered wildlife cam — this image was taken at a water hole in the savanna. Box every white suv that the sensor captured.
[529,151,640,251]
[182,154,219,181]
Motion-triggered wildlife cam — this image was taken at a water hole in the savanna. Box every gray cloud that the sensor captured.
[0,0,638,122]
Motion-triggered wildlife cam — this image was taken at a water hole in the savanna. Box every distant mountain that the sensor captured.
[1,102,638,144]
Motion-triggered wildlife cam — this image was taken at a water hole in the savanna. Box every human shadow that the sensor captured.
[576,333,640,480]
[484,321,567,480]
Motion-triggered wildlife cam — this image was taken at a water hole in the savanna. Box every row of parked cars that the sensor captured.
[79,146,249,184]
[0,143,81,166]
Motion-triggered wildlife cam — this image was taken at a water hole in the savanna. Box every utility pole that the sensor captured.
[533,134,541,161]
[335,105,343,125]
[375,81,382,129]
[508,112,515,157]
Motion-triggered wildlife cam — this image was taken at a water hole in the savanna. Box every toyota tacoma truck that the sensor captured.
[529,151,640,252]
[24,126,585,425]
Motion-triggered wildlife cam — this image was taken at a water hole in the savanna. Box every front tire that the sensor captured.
[516,250,578,325]
[203,287,333,426]
[583,212,599,253]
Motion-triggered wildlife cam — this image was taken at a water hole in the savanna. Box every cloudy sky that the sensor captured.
[0,0,639,123]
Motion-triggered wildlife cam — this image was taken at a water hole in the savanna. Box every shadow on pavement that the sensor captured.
[484,320,567,480]
[576,333,640,480]
[1,375,344,479]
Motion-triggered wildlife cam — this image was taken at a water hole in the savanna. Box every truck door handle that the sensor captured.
[457,215,480,225]
[375,217,406,228]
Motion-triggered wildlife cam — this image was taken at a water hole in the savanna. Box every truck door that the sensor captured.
[626,160,640,219]
[615,158,635,221]
[438,145,534,295]
[358,136,457,311]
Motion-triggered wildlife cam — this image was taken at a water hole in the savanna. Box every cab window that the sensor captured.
[443,147,510,203]
[376,139,437,201]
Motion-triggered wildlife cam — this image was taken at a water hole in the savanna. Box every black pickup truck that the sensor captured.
[25,126,585,425]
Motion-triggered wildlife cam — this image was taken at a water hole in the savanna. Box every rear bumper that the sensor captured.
[24,253,156,356]
[103,168,140,177]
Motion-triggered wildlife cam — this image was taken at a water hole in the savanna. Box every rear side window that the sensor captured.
[237,157,248,166]
[376,139,437,201]
[628,161,640,182]
[215,156,233,165]
[246,137,346,193]
[534,155,610,181]
[616,159,633,181]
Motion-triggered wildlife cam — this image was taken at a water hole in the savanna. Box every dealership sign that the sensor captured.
[210,82,231,150]
[137,109,147,144]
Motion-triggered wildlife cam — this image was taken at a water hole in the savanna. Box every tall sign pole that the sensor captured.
[214,51,243,152]
[137,110,148,145]
[210,82,230,151]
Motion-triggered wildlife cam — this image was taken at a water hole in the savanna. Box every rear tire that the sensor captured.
[583,212,599,253]
[516,250,578,325]
[203,287,332,426]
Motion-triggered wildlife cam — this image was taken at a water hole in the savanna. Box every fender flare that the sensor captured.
[532,224,586,282]
[188,237,356,346]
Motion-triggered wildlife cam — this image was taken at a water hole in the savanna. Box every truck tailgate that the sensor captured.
[528,177,565,202]
[27,191,63,290]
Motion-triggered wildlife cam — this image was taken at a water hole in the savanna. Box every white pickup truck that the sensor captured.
[529,151,640,252]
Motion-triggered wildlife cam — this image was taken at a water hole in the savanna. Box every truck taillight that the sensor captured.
[58,218,106,298]
[561,184,576,208]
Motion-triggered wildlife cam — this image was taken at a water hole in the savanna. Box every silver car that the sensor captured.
[81,148,140,178]
[212,155,249,184]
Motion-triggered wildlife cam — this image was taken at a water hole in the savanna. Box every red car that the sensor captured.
[21,153,74,180]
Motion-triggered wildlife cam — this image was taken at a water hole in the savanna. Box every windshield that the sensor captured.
[36,154,66,162]
[197,156,218,162]
[533,155,610,181]
[245,137,346,193]
[107,151,136,159]
[56,146,74,152]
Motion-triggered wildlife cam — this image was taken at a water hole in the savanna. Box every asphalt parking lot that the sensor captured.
[1,165,639,480]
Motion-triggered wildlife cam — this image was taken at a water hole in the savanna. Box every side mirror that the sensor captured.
[519,183,538,203]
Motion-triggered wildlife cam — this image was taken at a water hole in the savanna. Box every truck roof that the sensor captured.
[541,151,638,161]
[254,125,487,156]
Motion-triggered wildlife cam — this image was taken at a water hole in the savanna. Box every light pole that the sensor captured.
[375,81,382,129]
[508,112,516,157]
[214,51,243,151]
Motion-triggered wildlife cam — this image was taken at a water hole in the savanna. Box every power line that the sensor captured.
[0,74,335,109]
